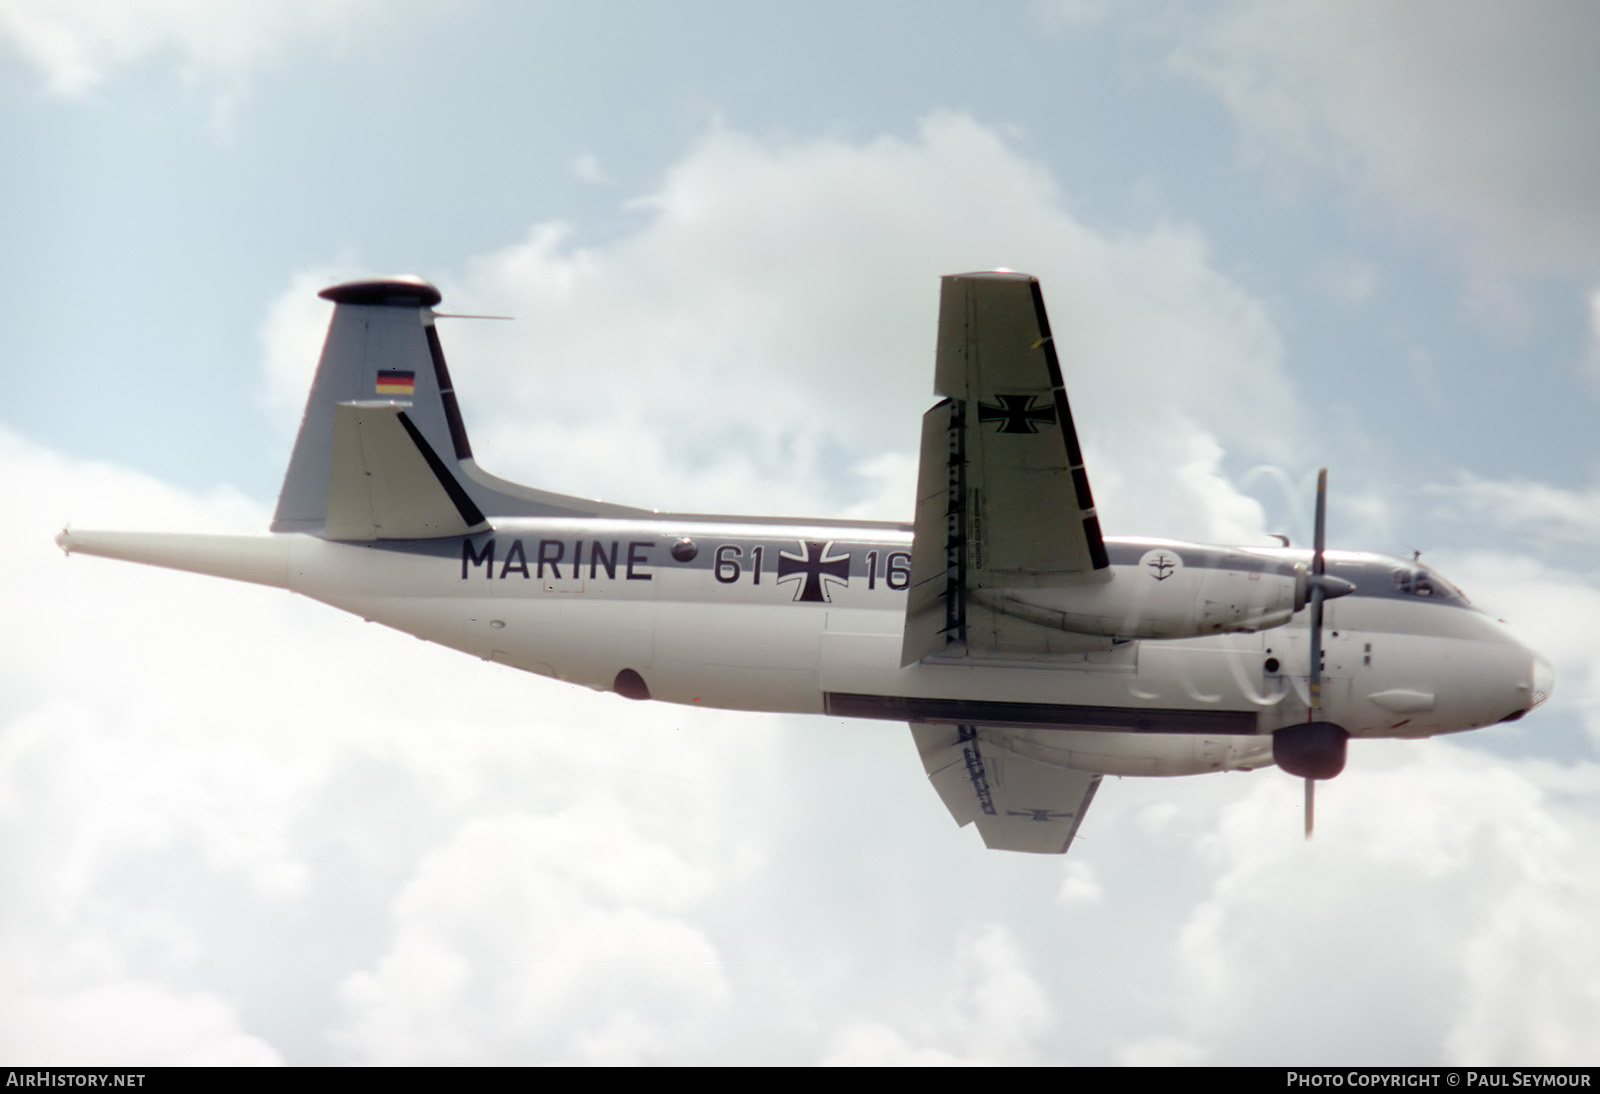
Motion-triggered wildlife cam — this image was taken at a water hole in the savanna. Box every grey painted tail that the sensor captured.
[273,276,645,538]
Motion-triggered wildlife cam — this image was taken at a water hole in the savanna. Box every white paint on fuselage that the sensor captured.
[280,522,1539,776]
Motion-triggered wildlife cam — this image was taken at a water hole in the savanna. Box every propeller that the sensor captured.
[1271,469,1354,839]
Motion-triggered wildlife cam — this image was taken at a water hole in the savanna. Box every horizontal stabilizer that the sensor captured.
[324,401,489,541]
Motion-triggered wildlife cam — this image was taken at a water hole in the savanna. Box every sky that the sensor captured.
[3,0,1599,1066]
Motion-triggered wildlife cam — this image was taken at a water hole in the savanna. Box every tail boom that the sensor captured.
[56,529,292,589]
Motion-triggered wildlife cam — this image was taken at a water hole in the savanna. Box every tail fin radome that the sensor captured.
[272,277,645,538]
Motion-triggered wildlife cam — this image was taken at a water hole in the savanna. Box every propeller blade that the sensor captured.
[1308,584,1325,718]
[1307,469,1329,837]
[1308,468,1329,719]
[1313,468,1328,574]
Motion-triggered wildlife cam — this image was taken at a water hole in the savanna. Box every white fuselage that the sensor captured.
[268,519,1543,779]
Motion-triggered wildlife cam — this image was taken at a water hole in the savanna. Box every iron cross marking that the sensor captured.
[777,540,851,603]
[977,393,1057,434]
[1008,808,1075,823]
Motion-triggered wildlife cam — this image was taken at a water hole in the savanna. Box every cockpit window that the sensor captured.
[1322,557,1472,608]
[1393,568,1437,597]
[1424,566,1472,606]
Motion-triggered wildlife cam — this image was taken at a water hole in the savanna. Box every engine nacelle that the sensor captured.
[982,542,1306,640]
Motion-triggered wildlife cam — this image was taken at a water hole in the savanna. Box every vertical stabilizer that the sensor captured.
[273,276,644,536]
[274,277,461,533]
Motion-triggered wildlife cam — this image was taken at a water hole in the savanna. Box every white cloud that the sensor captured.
[0,981,285,1065]
[0,0,381,98]
[1055,860,1103,907]
[1114,1033,1208,1067]
[1,423,780,1064]
[11,113,1600,1066]
[337,813,733,1065]
[256,264,343,425]
[817,925,1054,1066]
[818,1022,977,1067]
[1133,745,1600,1066]
[419,113,1301,541]
[1173,1,1600,274]
[1432,474,1600,556]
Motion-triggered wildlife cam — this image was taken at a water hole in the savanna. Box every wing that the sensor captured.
[902,272,1110,665]
[910,722,1101,854]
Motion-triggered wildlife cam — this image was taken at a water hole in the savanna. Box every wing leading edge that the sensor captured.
[902,273,1110,665]
[910,722,1101,854]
